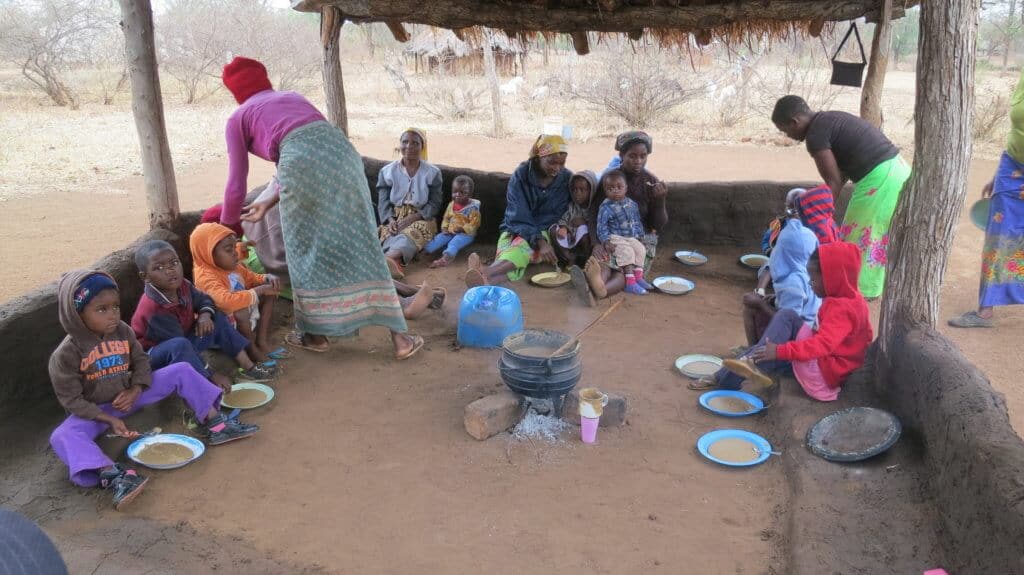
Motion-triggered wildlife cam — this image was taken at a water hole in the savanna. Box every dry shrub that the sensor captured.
[572,50,701,129]
[974,83,1010,142]
[417,79,485,120]
[750,54,842,118]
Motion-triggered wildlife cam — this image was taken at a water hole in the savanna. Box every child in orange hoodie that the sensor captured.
[190,223,281,362]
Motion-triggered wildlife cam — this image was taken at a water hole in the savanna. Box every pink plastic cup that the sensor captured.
[581,416,600,444]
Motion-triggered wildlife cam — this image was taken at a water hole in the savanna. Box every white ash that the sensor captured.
[513,410,570,443]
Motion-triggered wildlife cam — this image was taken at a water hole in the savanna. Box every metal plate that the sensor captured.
[806,407,901,462]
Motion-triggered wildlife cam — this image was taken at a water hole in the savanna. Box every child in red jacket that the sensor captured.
[706,241,873,400]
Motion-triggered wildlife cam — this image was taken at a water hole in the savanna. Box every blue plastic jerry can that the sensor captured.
[457,286,524,348]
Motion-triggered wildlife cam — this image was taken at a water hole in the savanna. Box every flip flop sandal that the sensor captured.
[395,335,425,361]
[687,378,716,391]
[429,287,447,310]
[284,331,329,353]
[722,359,775,389]
[267,347,292,360]
[465,268,487,288]
[947,311,994,328]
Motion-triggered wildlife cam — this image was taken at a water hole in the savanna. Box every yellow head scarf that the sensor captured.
[529,134,568,158]
[402,128,428,160]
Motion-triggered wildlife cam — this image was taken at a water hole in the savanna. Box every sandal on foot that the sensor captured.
[429,287,447,310]
[395,335,425,361]
[403,284,433,320]
[569,265,596,307]
[465,268,487,288]
[284,331,329,353]
[687,378,717,391]
[948,311,994,328]
[722,359,774,389]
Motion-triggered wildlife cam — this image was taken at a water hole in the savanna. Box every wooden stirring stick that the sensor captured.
[549,298,624,357]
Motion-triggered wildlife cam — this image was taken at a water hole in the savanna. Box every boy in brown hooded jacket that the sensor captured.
[48,270,260,510]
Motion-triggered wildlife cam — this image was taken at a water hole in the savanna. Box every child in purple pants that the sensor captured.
[48,270,260,510]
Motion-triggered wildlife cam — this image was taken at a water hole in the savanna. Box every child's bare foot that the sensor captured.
[584,256,608,299]
[403,281,433,319]
[429,255,451,268]
[211,372,234,393]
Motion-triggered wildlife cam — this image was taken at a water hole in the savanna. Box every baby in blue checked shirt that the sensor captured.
[596,169,654,295]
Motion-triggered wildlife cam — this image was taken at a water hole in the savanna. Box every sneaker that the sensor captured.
[100,464,149,511]
[634,273,654,291]
[238,362,279,382]
[624,282,648,295]
[205,414,259,446]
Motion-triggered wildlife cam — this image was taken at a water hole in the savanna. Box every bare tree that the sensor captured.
[482,28,506,137]
[574,50,700,129]
[0,0,115,109]
[157,0,229,104]
[879,0,978,354]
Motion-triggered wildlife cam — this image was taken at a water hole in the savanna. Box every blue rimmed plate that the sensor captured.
[697,429,772,467]
[699,390,765,417]
[127,433,205,470]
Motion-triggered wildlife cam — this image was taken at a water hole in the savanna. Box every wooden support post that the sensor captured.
[118,0,179,230]
[570,31,590,56]
[321,6,348,135]
[879,0,978,356]
[860,0,892,128]
[482,28,505,137]
[386,21,410,43]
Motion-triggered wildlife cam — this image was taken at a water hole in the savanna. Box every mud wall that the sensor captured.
[884,329,1024,574]
[0,218,199,409]
[362,158,850,247]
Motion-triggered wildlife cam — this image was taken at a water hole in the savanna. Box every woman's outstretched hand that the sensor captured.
[241,201,272,222]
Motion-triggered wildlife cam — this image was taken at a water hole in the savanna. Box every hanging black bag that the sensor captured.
[829,22,867,87]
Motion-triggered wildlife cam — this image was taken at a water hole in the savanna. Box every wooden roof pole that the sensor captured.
[860,0,892,128]
[321,6,349,135]
[879,0,978,356]
[118,0,179,230]
[570,31,590,55]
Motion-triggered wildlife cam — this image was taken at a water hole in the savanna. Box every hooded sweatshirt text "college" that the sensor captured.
[49,270,152,420]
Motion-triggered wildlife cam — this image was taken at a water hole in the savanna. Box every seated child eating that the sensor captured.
[596,169,653,295]
[552,170,597,267]
[691,242,872,401]
[190,223,282,361]
[423,175,480,268]
[131,240,278,388]
[48,270,259,510]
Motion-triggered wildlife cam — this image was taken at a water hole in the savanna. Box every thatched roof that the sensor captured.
[404,28,525,58]
[294,1,915,49]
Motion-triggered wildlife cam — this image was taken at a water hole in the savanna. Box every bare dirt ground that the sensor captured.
[4,254,789,574]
